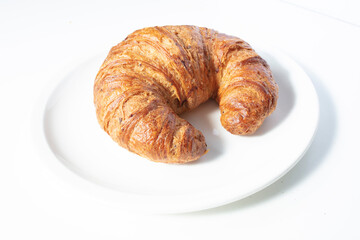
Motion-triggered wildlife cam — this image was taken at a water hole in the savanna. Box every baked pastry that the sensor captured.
[94,25,278,163]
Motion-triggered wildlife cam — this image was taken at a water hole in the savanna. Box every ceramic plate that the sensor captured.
[34,47,319,213]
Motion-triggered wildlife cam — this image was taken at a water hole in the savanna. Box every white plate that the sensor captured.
[34,47,319,213]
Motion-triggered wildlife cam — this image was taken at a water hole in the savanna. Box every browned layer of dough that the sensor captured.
[94,25,278,163]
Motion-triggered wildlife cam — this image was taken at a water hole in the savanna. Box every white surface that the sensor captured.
[283,0,360,26]
[1,0,360,239]
[35,48,318,213]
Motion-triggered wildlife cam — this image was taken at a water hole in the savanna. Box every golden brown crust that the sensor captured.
[94,25,278,163]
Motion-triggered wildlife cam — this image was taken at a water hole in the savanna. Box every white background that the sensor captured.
[1,0,360,239]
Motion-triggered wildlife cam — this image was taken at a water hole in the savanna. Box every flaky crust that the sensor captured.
[94,25,278,163]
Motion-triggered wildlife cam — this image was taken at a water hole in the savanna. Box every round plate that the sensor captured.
[34,47,319,213]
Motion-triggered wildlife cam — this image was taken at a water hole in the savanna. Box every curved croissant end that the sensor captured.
[94,25,278,163]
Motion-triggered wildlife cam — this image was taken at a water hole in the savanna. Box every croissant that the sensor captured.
[94,25,278,163]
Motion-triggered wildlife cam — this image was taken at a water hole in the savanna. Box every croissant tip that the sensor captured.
[203,149,209,155]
